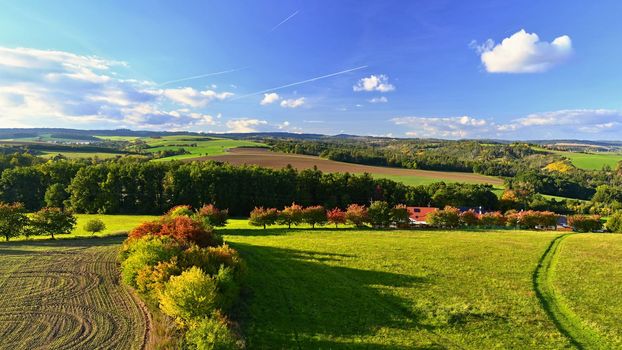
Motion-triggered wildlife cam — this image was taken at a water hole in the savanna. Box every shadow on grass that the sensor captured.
[230,242,439,349]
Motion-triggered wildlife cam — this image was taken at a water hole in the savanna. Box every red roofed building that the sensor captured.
[407,207,438,226]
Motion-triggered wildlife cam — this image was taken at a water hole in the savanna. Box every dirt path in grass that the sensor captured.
[194,147,503,186]
[0,237,151,350]
[533,234,601,349]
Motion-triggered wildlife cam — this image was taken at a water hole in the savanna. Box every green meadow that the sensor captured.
[133,135,267,160]
[3,215,621,348]
[550,150,622,170]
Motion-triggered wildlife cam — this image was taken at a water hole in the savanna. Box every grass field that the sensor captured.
[38,151,125,159]
[0,236,151,349]
[549,150,622,170]
[2,215,620,349]
[553,234,622,347]
[224,229,575,349]
[205,148,504,187]
[96,135,268,161]
[9,214,159,241]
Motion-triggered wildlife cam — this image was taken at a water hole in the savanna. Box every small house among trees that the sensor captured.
[407,207,438,226]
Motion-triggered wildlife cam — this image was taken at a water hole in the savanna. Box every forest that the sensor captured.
[266,138,622,202]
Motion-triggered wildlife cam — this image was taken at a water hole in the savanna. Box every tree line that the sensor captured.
[265,138,622,201]
[0,155,500,216]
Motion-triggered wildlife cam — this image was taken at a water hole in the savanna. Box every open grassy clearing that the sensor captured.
[548,149,622,170]
[0,236,151,349]
[224,229,573,349]
[10,214,159,242]
[553,234,622,348]
[204,148,504,187]
[126,135,268,161]
[38,151,125,159]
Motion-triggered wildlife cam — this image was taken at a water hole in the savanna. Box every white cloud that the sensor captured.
[280,97,305,108]
[369,96,388,103]
[225,118,268,133]
[154,87,233,107]
[500,109,622,135]
[353,74,395,92]
[475,29,572,73]
[0,46,233,130]
[392,116,491,139]
[260,92,280,105]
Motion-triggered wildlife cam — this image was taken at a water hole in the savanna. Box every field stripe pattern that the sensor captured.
[0,237,150,350]
[533,234,602,349]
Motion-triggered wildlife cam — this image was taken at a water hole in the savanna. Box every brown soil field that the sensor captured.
[0,237,151,349]
[194,148,503,186]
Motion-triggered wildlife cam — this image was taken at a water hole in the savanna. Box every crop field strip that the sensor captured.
[202,148,504,186]
[0,237,150,350]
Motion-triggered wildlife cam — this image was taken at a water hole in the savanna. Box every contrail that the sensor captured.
[158,67,248,87]
[232,65,368,100]
[270,10,300,32]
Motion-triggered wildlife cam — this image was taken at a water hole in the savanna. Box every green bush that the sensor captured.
[180,244,244,278]
[367,201,391,227]
[213,267,239,312]
[390,204,410,228]
[159,266,220,324]
[135,256,182,298]
[184,314,240,350]
[606,212,622,233]
[197,204,229,227]
[84,218,106,235]
[427,206,461,228]
[120,236,182,287]
[167,205,194,218]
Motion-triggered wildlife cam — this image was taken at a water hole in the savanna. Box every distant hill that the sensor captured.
[1,128,622,145]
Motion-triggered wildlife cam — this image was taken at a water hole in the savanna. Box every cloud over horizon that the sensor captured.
[392,109,622,139]
[225,118,268,133]
[0,46,234,130]
[474,29,573,73]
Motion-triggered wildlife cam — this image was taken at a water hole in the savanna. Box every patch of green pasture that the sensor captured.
[225,229,571,348]
[549,150,622,170]
[38,151,124,159]
[94,135,141,141]
[553,234,622,347]
[141,136,267,160]
[9,214,158,241]
[369,173,504,188]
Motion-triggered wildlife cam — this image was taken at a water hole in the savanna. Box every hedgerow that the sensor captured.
[119,206,244,349]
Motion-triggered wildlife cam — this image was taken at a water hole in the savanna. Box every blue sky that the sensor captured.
[1,0,622,139]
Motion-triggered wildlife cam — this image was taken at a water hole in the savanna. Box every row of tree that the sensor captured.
[0,202,76,241]
[266,138,622,202]
[427,206,604,232]
[0,156,501,215]
[248,202,411,229]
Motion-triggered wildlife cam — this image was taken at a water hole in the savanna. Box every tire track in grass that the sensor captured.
[533,234,602,349]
